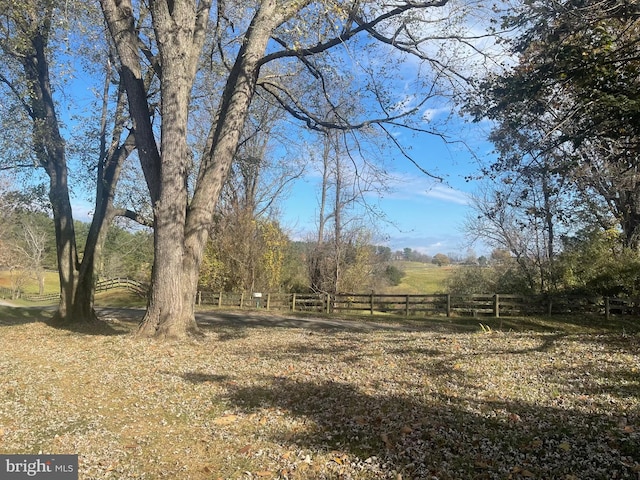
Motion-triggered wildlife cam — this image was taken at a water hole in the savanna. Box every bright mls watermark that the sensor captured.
[0,455,78,479]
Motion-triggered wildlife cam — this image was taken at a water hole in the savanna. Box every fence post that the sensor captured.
[605,296,610,321]
[446,294,451,317]
[405,294,409,317]
[239,292,244,308]
[494,294,500,318]
[218,292,223,308]
[370,292,374,315]
[266,293,271,311]
[197,291,201,306]
[292,292,297,311]
[326,293,331,314]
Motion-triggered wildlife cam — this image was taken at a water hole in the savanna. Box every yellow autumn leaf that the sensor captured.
[212,414,238,426]
[237,444,252,454]
[559,442,571,452]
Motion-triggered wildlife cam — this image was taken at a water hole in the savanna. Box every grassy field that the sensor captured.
[0,262,452,301]
[0,270,60,295]
[0,307,638,479]
[384,261,453,294]
[0,270,146,308]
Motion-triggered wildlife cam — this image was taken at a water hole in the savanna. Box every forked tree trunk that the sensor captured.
[136,0,208,339]
[48,168,79,323]
[21,25,80,324]
[13,3,136,325]
[101,0,305,339]
[137,1,279,339]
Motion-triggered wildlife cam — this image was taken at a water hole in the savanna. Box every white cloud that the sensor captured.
[386,173,470,205]
[422,184,470,205]
[72,200,94,222]
[422,107,450,122]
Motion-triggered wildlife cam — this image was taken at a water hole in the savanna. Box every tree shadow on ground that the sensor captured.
[46,318,129,336]
[0,306,54,327]
[0,305,138,336]
[197,310,405,333]
[196,310,640,358]
[217,376,638,479]
[40,306,145,336]
[197,308,640,334]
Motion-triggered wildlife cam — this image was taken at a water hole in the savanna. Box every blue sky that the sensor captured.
[268,2,506,258]
[63,2,504,259]
[278,117,493,258]
[68,99,493,258]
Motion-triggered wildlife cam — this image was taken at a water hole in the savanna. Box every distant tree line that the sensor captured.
[9,197,640,300]
[0,196,411,294]
[0,189,153,296]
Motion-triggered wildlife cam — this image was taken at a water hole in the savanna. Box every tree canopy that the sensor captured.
[466,0,640,293]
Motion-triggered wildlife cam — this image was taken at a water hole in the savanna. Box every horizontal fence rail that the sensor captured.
[1,278,148,302]
[95,278,148,297]
[3,277,639,320]
[194,290,638,320]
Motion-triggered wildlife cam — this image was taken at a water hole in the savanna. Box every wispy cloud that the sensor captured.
[386,174,470,205]
[72,200,94,222]
[421,184,470,205]
[422,107,450,122]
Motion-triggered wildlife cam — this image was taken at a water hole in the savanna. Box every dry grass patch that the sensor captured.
[0,307,639,479]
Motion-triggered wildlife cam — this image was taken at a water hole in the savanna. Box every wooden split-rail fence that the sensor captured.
[0,277,148,302]
[3,278,639,320]
[197,291,639,320]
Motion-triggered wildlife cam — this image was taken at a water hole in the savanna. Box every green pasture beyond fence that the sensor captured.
[2,278,638,320]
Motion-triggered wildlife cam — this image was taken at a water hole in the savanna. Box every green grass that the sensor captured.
[0,270,61,295]
[94,290,147,308]
[0,270,146,308]
[384,261,453,294]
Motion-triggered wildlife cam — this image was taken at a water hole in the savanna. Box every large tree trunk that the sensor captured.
[103,0,305,339]
[137,0,210,338]
[21,25,79,323]
[171,3,279,338]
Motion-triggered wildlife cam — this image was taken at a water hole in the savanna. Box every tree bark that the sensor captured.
[136,0,212,338]
[101,0,438,339]
[174,1,281,338]
[20,22,79,323]
[4,1,140,325]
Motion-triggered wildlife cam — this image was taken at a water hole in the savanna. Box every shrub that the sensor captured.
[383,265,405,286]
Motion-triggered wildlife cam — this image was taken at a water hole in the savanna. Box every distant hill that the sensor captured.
[383,261,453,294]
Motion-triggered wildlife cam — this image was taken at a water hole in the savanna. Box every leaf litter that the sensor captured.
[0,312,638,479]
